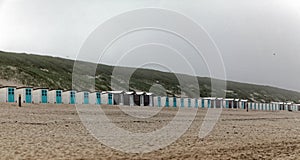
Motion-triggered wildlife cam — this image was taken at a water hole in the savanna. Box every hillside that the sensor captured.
[0,51,299,103]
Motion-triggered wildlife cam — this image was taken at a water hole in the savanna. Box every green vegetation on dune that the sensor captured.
[0,51,299,103]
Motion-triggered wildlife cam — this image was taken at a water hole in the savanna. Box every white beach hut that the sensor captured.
[233,99,239,109]
[224,98,233,109]
[153,96,162,107]
[134,92,144,106]
[190,98,196,108]
[76,91,90,104]
[193,98,199,108]
[178,97,183,108]
[109,91,124,106]
[180,97,187,108]
[101,92,109,105]
[144,93,154,106]
[90,91,101,105]
[254,102,259,110]
[62,90,76,104]
[160,96,169,107]
[169,97,177,108]
[0,86,16,103]
[216,98,223,108]
[124,91,134,106]
[48,89,63,104]
[32,88,49,104]
[240,99,248,110]
[296,104,300,111]
[198,98,202,108]
[15,87,33,103]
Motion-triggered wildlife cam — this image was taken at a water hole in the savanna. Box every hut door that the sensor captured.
[195,99,198,108]
[181,98,184,107]
[56,91,62,104]
[173,97,177,107]
[188,99,191,108]
[84,92,89,104]
[96,92,101,104]
[108,93,112,105]
[25,88,32,103]
[134,95,140,106]
[207,99,211,108]
[202,99,205,108]
[165,97,169,107]
[8,88,14,102]
[158,97,161,107]
[70,91,75,104]
[41,89,47,103]
[144,95,150,106]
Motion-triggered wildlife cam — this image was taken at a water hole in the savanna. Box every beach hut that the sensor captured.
[169,96,178,108]
[180,97,187,108]
[48,89,63,104]
[144,93,154,106]
[109,91,124,106]
[0,86,16,103]
[179,98,183,107]
[197,98,202,108]
[90,91,101,105]
[15,87,33,103]
[124,91,134,106]
[240,99,248,109]
[271,102,276,111]
[278,102,286,110]
[202,98,209,108]
[211,98,216,108]
[271,103,274,111]
[233,99,239,109]
[201,98,205,108]
[296,104,300,111]
[160,96,167,107]
[181,97,192,108]
[32,88,49,104]
[190,98,196,108]
[263,103,267,111]
[257,103,261,110]
[100,92,109,105]
[162,96,171,107]
[286,102,293,111]
[291,104,297,111]
[267,103,271,111]
[76,91,90,104]
[153,96,162,107]
[194,98,199,108]
[248,102,254,110]
[133,92,144,106]
[62,90,76,104]
[216,98,223,108]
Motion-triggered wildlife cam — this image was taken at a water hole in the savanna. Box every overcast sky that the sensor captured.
[0,0,300,91]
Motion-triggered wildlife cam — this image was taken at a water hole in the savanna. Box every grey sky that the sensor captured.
[0,0,300,91]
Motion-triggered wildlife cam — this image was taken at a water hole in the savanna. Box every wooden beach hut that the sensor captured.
[76,91,90,104]
[0,86,16,103]
[90,91,101,105]
[49,89,63,104]
[134,92,144,106]
[32,88,49,104]
[124,91,134,106]
[144,92,154,106]
[62,90,76,104]
[15,87,33,103]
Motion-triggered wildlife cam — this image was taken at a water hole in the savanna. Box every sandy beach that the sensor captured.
[0,103,300,159]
